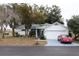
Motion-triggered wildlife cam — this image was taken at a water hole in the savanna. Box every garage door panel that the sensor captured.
[44,31,68,40]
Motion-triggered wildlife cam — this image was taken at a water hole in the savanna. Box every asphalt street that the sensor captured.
[0,46,79,56]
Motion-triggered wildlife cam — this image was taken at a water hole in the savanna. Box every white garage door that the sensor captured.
[44,30,68,40]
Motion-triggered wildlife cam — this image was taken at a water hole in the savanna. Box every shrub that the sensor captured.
[40,35,46,40]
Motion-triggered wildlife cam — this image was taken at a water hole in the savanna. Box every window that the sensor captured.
[54,23,58,25]
[4,33,9,35]
[21,29,25,31]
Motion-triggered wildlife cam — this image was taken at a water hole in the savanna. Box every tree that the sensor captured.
[15,3,33,37]
[32,5,47,24]
[6,3,20,37]
[45,5,63,24]
[15,4,48,37]
[0,5,7,38]
[10,17,16,37]
[67,15,79,40]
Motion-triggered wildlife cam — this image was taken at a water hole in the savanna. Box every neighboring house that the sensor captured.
[15,25,31,36]
[15,25,25,36]
[0,24,12,36]
[0,24,12,31]
[44,22,69,39]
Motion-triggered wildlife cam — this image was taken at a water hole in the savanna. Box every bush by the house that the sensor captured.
[29,29,36,37]
[40,35,46,40]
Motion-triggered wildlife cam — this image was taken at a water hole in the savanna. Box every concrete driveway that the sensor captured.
[46,39,79,46]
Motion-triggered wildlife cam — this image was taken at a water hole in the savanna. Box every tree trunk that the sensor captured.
[25,24,27,37]
[25,29,30,37]
[24,24,31,38]
[2,28,6,39]
[2,29,4,39]
[25,28,27,37]
[27,29,31,37]
[12,27,15,37]
[74,34,79,40]
[1,24,5,38]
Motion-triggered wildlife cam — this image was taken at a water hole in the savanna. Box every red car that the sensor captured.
[58,35,73,44]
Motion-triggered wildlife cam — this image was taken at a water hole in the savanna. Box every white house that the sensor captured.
[14,22,69,39]
[31,23,51,38]
[44,22,69,39]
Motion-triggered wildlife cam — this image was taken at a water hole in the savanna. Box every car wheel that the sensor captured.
[60,41,64,44]
[58,39,60,41]
[58,39,59,41]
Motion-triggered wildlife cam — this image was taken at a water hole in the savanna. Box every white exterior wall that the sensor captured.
[44,25,68,39]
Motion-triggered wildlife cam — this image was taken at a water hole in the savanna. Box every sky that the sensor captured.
[0,0,79,25]
[24,0,79,20]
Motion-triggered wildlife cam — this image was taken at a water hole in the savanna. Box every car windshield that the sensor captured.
[62,35,69,37]
[62,35,67,37]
